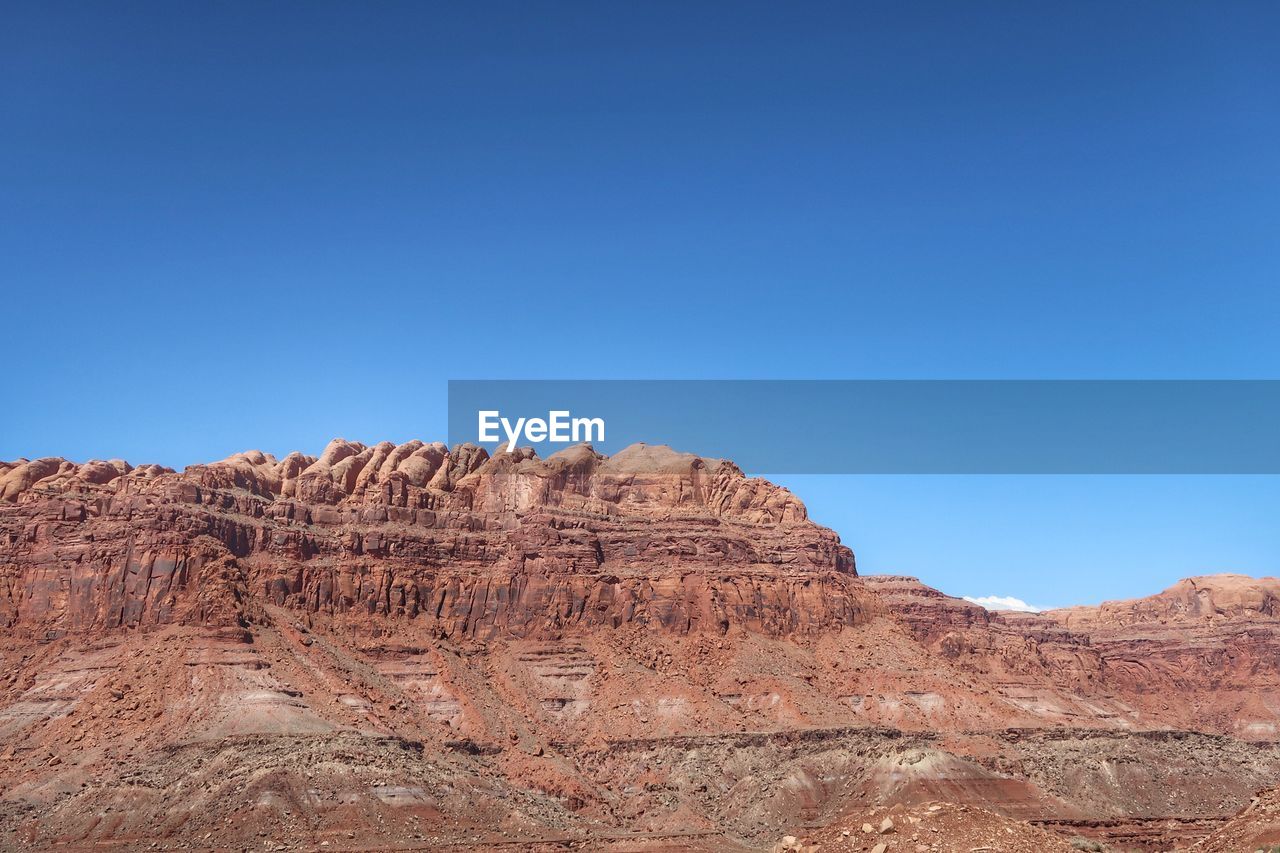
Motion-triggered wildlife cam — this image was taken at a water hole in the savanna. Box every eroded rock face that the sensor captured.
[0,441,863,638]
[864,573,1280,741]
[1035,576,1280,740]
[5,441,1280,852]
[1048,574,1280,628]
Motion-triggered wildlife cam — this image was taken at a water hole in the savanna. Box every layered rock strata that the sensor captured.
[3,441,1280,851]
[0,441,865,639]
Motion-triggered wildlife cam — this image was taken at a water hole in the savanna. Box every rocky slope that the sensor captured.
[1193,785,1280,852]
[1,440,1278,851]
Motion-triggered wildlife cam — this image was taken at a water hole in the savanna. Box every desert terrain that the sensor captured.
[2,441,1279,851]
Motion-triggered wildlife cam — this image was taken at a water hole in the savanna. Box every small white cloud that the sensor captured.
[962,594,1042,613]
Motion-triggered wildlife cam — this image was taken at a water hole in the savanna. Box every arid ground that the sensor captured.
[3,442,1279,851]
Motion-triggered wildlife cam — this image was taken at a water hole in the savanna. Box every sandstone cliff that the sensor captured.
[0,440,863,639]
[2,441,1279,852]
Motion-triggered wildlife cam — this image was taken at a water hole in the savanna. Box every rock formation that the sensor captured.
[0,441,862,639]
[1,440,1278,851]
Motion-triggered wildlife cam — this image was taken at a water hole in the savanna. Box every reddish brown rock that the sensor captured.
[2,440,1280,852]
[0,441,862,639]
[1050,573,1280,629]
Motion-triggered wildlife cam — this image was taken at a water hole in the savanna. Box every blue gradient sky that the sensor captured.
[4,2,1278,606]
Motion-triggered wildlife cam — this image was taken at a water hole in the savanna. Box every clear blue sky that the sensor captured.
[3,2,1278,606]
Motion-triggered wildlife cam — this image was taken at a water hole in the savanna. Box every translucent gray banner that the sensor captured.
[447,380,1280,474]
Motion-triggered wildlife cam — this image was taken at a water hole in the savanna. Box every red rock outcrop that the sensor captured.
[2,440,1280,852]
[1049,573,1280,629]
[862,574,1280,741]
[1037,575,1280,740]
[0,441,864,640]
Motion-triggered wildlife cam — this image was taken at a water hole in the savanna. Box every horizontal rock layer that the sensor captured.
[0,441,862,638]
